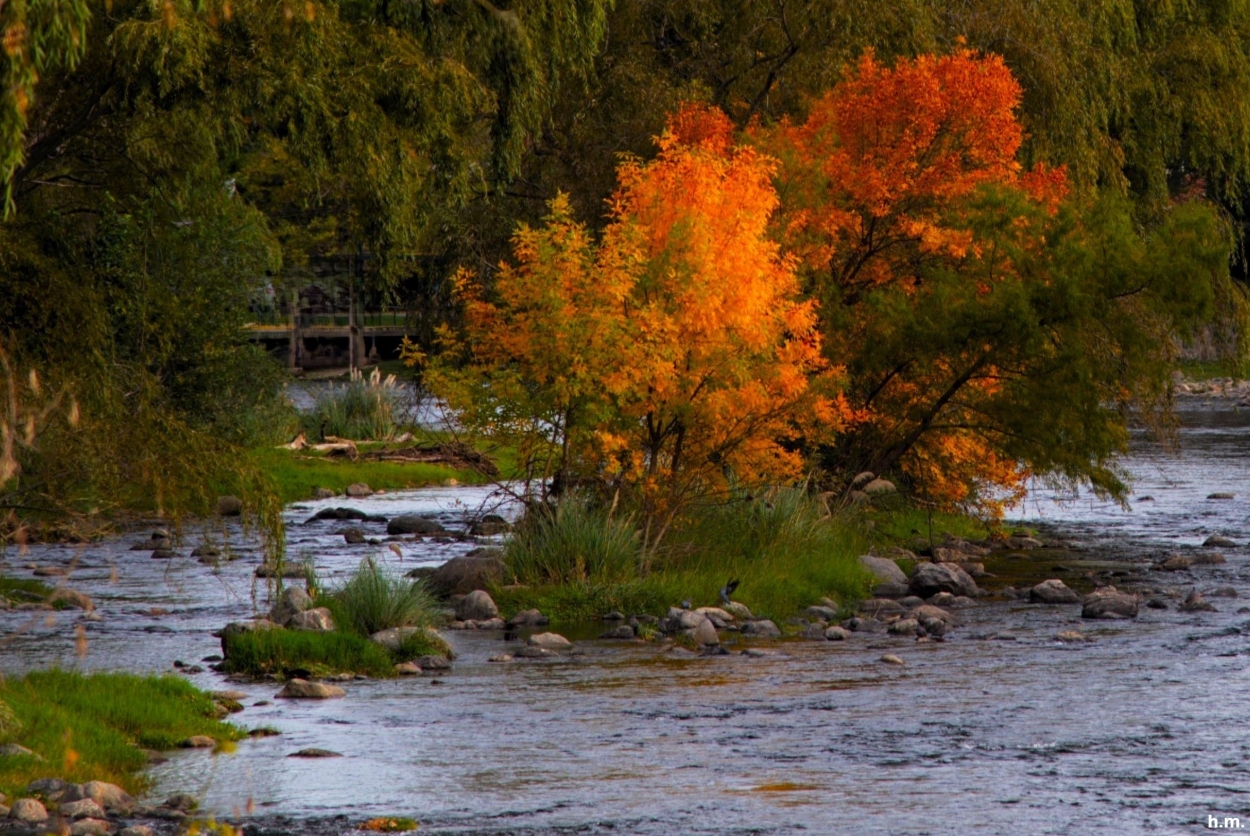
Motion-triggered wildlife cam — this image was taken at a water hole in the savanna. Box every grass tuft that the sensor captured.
[222,629,396,678]
[0,671,241,798]
[504,498,641,585]
[319,558,439,638]
[300,368,403,441]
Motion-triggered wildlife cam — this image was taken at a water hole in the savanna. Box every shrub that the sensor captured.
[301,367,404,440]
[504,497,642,585]
[320,558,438,637]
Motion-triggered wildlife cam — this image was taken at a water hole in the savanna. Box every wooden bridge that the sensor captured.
[246,310,414,370]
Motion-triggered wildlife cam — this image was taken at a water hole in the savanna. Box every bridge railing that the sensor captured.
[246,310,411,328]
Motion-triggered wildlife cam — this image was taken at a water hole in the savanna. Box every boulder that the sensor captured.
[425,549,505,596]
[888,618,920,636]
[909,562,978,599]
[269,587,314,626]
[368,626,425,652]
[414,654,452,670]
[695,606,734,622]
[289,608,336,632]
[1081,587,1138,620]
[342,528,365,545]
[276,679,346,699]
[1029,579,1082,604]
[26,779,71,801]
[508,608,549,627]
[56,799,104,820]
[47,588,93,612]
[1005,535,1044,550]
[469,514,511,536]
[345,482,373,498]
[308,507,369,522]
[313,488,337,500]
[71,819,112,836]
[8,794,46,819]
[722,601,753,620]
[600,625,635,639]
[216,496,243,516]
[527,632,572,650]
[386,515,448,536]
[75,782,133,813]
[926,592,958,607]
[859,555,907,584]
[455,590,499,622]
[687,617,719,646]
[824,625,851,641]
[873,582,910,599]
[740,619,781,638]
[394,662,421,675]
[803,605,838,622]
[1158,554,1192,571]
[858,598,905,619]
[1203,535,1238,548]
[910,604,955,625]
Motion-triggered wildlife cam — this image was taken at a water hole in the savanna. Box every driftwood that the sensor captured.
[361,443,499,477]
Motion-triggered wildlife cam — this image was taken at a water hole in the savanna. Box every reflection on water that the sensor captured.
[5,408,1250,833]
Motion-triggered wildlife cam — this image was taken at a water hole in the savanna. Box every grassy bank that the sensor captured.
[250,447,485,505]
[490,492,1000,624]
[0,671,242,798]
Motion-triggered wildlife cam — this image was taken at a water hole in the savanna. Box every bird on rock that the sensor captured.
[719,579,739,607]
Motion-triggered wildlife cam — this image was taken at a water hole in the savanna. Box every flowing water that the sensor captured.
[6,404,1250,834]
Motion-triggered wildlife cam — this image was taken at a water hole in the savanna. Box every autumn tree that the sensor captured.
[427,107,839,546]
[758,50,1229,511]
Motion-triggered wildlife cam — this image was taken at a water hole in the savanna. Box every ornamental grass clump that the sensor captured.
[303,367,403,440]
[504,497,642,586]
[320,557,439,637]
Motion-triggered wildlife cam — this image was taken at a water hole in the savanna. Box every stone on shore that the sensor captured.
[740,619,781,638]
[313,487,337,499]
[859,555,907,585]
[888,618,920,636]
[181,736,216,748]
[394,661,421,675]
[859,598,905,619]
[57,799,105,820]
[455,590,499,622]
[216,495,243,516]
[909,562,978,599]
[824,625,851,641]
[345,482,373,498]
[0,744,37,759]
[686,617,719,646]
[1081,586,1138,620]
[1029,579,1082,604]
[527,632,572,650]
[368,626,425,652]
[873,582,910,599]
[600,625,635,639]
[269,587,314,626]
[722,601,753,620]
[70,819,111,836]
[386,515,447,536]
[508,608,549,627]
[9,798,46,823]
[289,607,336,632]
[276,679,346,699]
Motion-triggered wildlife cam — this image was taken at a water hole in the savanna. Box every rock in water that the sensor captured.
[599,625,636,639]
[1158,554,1193,571]
[527,632,572,650]
[879,654,904,665]
[1081,587,1139,620]
[216,496,243,516]
[1203,535,1238,548]
[47,588,94,611]
[454,590,499,622]
[424,549,504,596]
[687,617,719,646]
[909,562,978,599]
[824,626,851,641]
[1178,588,1218,613]
[1029,579,1082,604]
[342,528,365,544]
[288,607,336,632]
[508,608,549,627]
[269,587,314,626]
[289,748,342,758]
[386,515,447,536]
[276,679,346,699]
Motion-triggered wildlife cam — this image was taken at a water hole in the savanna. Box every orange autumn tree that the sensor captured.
[756,49,1226,514]
[427,106,841,543]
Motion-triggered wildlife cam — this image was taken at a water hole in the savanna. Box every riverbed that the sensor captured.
[5,405,1250,834]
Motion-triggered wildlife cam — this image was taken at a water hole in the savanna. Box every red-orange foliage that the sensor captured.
[429,105,843,536]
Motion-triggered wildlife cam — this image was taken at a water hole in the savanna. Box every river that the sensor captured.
[5,403,1250,834]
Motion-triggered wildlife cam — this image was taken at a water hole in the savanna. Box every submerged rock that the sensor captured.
[469,514,511,535]
[308,507,369,522]
[1208,492,1236,500]
[342,528,366,544]
[387,515,447,536]
[1081,587,1139,620]
[1203,535,1238,548]
[1029,579,1082,604]
[290,748,342,758]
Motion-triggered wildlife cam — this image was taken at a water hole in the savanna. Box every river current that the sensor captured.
[5,404,1250,834]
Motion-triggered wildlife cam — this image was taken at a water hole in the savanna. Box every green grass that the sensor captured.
[1179,357,1248,381]
[249,447,483,504]
[493,489,878,623]
[505,498,642,585]
[301,368,404,440]
[0,577,55,602]
[319,559,440,637]
[861,499,994,551]
[0,671,242,799]
[222,629,397,678]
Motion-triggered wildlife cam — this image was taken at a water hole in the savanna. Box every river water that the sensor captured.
[5,404,1250,834]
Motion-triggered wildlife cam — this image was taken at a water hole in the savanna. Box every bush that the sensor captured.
[505,497,641,585]
[301,367,404,440]
[319,558,438,637]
